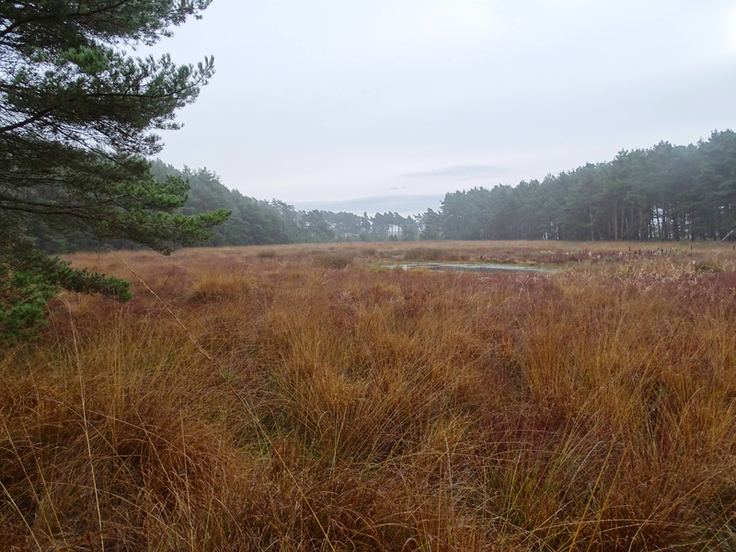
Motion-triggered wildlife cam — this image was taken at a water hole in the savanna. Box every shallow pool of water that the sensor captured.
[394,263,560,274]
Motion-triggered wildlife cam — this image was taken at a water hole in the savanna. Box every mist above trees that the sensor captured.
[434,130,736,242]
[42,130,736,253]
[152,129,736,245]
[212,128,736,244]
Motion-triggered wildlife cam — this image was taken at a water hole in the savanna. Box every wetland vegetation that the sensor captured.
[2,240,736,550]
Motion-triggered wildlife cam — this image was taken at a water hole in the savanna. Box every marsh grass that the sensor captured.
[2,241,736,550]
[312,253,355,269]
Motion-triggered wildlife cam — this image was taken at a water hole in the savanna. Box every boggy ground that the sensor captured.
[2,241,736,551]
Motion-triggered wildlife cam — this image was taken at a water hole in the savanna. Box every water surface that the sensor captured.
[396,262,560,274]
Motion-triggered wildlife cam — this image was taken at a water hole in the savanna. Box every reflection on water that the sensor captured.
[393,263,560,274]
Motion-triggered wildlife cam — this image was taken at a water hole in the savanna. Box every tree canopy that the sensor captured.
[142,132,736,248]
[0,1,229,340]
[419,131,736,242]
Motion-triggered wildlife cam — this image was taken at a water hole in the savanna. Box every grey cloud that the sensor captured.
[400,165,510,179]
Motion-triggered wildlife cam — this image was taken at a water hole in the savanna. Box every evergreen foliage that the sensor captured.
[152,131,736,247]
[151,160,290,246]
[0,1,229,340]
[146,164,425,245]
[427,131,736,242]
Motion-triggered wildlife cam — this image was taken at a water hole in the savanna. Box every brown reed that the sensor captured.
[2,241,736,550]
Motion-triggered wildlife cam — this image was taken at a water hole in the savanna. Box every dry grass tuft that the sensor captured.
[312,253,355,270]
[3,241,736,550]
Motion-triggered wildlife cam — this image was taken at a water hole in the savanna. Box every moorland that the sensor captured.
[2,240,736,551]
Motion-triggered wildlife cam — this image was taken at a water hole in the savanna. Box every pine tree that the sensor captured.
[0,1,229,340]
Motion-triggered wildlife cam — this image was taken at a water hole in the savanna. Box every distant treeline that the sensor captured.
[174,128,736,245]
[35,161,422,253]
[39,130,736,252]
[431,130,736,242]
[150,161,421,245]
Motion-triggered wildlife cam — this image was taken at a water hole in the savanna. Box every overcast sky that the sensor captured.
[147,0,736,215]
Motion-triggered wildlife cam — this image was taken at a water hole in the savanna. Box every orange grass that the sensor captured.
[2,241,736,550]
